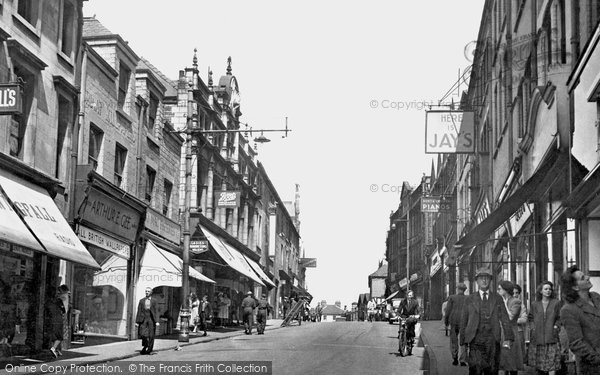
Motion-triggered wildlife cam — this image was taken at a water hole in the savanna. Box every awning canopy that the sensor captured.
[0,187,44,252]
[565,161,600,216]
[138,240,215,288]
[243,254,276,287]
[0,168,100,269]
[200,226,265,286]
[456,150,566,249]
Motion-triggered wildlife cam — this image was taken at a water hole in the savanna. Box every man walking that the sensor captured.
[135,287,160,355]
[241,291,256,335]
[367,298,376,322]
[256,293,271,334]
[460,267,513,375]
[445,283,468,366]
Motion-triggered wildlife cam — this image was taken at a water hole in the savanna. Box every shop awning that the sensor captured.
[0,187,44,252]
[243,254,276,287]
[138,240,215,288]
[456,150,566,249]
[0,169,100,269]
[565,161,600,216]
[385,291,400,300]
[200,226,265,286]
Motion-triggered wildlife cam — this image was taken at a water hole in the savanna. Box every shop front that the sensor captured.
[429,250,443,320]
[72,167,145,343]
[0,164,100,354]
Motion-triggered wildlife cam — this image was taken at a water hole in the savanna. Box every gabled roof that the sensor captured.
[369,263,388,278]
[357,293,370,304]
[82,17,113,37]
[321,305,345,315]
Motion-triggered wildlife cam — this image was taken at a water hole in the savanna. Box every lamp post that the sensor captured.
[178,109,290,340]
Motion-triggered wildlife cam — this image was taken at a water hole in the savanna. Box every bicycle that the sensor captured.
[398,314,419,356]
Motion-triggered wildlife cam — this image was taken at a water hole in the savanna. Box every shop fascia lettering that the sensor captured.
[0,198,57,222]
[89,199,133,230]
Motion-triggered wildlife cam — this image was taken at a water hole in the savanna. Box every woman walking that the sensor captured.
[528,281,562,375]
[189,293,200,333]
[497,280,524,375]
[560,265,600,374]
[46,285,70,358]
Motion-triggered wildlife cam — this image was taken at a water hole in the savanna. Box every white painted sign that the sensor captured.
[78,225,130,259]
[425,111,475,153]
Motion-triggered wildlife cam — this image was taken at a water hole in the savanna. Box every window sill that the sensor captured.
[116,108,133,125]
[12,13,40,42]
[57,51,75,70]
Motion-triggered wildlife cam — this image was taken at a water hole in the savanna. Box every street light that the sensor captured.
[178,87,291,341]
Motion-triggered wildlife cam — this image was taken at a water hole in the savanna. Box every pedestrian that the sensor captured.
[256,293,271,334]
[496,280,524,375]
[135,287,160,355]
[45,285,70,358]
[512,284,528,362]
[441,298,449,335]
[460,267,513,375]
[316,303,323,322]
[527,281,562,374]
[241,291,256,334]
[197,295,209,336]
[397,290,420,355]
[283,297,290,319]
[560,265,600,374]
[367,298,376,322]
[189,293,200,333]
[0,281,20,349]
[219,292,231,327]
[445,282,468,366]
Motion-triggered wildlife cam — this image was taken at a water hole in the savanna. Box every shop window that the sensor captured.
[55,95,72,180]
[59,0,75,58]
[163,179,172,215]
[145,166,156,203]
[88,124,103,171]
[117,62,131,111]
[114,143,127,187]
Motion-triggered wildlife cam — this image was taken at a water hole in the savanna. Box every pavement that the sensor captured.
[0,319,286,375]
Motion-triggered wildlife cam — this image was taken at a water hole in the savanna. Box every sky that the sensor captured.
[82,0,485,309]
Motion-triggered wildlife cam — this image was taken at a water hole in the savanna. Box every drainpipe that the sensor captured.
[69,43,87,224]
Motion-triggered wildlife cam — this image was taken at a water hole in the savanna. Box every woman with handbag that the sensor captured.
[528,281,562,375]
[497,280,524,375]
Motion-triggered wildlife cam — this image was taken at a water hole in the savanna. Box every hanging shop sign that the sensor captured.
[215,190,241,207]
[145,208,181,244]
[0,84,22,115]
[430,251,442,277]
[190,240,209,254]
[421,196,452,213]
[425,111,475,153]
[424,213,434,246]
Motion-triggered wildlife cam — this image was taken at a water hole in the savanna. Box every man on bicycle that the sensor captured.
[397,290,420,352]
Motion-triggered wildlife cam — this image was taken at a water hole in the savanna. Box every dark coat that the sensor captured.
[445,293,466,327]
[241,296,256,310]
[135,297,159,325]
[460,291,513,345]
[45,298,66,341]
[529,299,561,345]
[397,298,419,317]
[560,292,600,374]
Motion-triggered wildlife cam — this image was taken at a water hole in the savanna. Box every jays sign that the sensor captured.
[425,111,475,153]
[0,84,22,115]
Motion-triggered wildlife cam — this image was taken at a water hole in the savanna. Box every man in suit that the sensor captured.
[135,287,160,354]
[256,293,271,335]
[397,290,420,354]
[445,282,468,366]
[460,267,513,375]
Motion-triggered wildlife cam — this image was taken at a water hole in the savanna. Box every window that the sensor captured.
[10,68,33,160]
[117,63,131,111]
[145,166,156,203]
[16,0,38,26]
[88,124,103,171]
[114,143,127,187]
[60,0,75,57]
[148,94,158,131]
[56,96,72,180]
[163,179,172,215]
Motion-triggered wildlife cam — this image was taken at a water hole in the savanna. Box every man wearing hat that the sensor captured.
[256,293,271,334]
[241,291,256,335]
[460,267,513,374]
[445,283,468,366]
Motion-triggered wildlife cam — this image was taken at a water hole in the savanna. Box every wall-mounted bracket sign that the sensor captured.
[0,84,22,115]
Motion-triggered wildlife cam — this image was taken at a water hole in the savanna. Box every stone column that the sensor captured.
[232,206,239,239]
[206,162,214,219]
[242,203,249,245]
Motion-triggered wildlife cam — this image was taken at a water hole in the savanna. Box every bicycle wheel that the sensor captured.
[398,329,406,356]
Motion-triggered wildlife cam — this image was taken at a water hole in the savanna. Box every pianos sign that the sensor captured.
[425,111,475,153]
[0,84,21,115]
